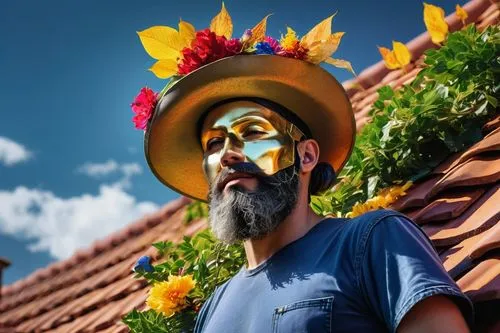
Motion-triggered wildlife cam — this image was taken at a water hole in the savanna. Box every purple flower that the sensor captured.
[264,36,282,53]
[241,29,252,43]
[255,41,275,55]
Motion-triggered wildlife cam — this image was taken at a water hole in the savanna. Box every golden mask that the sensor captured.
[200,100,304,184]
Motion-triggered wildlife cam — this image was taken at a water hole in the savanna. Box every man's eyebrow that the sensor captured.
[230,112,272,127]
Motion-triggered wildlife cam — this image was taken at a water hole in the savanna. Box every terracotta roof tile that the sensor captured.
[458,257,500,303]
[440,222,500,278]
[423,183,500,247]
[1,2,497,331]
[411,188,485,225]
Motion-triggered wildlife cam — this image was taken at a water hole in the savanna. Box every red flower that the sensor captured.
[131,87,158,130]
[225,38,242,55]
[178,29,231,75]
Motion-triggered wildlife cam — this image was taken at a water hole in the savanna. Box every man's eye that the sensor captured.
[242,129,266,139]
[206,137,224,151]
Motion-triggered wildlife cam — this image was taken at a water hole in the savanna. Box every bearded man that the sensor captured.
[137,16,473,332]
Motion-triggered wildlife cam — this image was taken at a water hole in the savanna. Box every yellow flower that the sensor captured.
[280,27,299,50]
[146,274,196,317]
[423,3,449,45]
[378,41,411,70]
[455,4,468,26]
[346,181,413,218]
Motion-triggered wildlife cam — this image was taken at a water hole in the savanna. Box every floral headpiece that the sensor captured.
[131,3,353,130]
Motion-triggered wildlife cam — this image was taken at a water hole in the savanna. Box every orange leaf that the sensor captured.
[210,3,233,39]
[324,57,356,75]
[423,3,448,45]
[301,14,336,49]
[246,14,271,46]
[378,47,400,70]
[307,32,345,64]
[455,4,468,25]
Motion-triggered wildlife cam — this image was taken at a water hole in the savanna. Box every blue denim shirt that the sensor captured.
[194,210,473,333]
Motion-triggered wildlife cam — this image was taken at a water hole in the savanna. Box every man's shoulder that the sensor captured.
[339,209,412,239]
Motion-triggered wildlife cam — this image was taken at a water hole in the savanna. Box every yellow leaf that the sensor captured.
[325,57,356,75]
[378,47,400,70]
[179,20,196,47]
[138,26,183,60]
[246,14,271,46]
[210,3,233,39]
[455,4,468,25]
[423,3,449,45]
[301,13,336,49]
[392,41,411,67]
[307,32,345,64]
[149,59,178,79]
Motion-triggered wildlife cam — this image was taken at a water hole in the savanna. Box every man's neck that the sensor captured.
[243,196,324,269]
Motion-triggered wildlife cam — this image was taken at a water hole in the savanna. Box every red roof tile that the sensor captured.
[0,1,498,332]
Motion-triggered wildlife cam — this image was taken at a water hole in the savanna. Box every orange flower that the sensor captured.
[455,4,468,26]
[423,3,449,45]
[146,275,196,317]
[378,41,411,70]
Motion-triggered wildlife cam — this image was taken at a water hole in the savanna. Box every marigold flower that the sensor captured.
[346,181,412,218]
[146,274,196,317]
[131,87,158,130]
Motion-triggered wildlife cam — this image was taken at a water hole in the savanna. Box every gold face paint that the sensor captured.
[200,101,304,185]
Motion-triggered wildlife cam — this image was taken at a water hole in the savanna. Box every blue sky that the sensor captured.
[0,0,463,284]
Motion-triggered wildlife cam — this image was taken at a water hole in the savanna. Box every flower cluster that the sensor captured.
[131,5,353,130]
[178,29,242,75]
[146,274,196,317]
[346,181,413,218]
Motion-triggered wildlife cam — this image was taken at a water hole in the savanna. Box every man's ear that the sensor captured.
[296,139,320,173]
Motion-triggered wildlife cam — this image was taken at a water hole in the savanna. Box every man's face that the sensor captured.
[201,100,304,193]
[200,100,302,243]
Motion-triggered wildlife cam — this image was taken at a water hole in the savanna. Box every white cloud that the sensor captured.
[0,184,159,259]
[0,136,32,166]
[76,160,143,190]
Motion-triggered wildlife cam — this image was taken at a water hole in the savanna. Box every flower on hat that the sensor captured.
[178,29,230,75]
[146,274,196,317]
[255,41,275,55]
[131,87,158,130]
[133,4,355,129]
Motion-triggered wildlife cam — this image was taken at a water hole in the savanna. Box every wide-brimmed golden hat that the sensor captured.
[131,5,356,201]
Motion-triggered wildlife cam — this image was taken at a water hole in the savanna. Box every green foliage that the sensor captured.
[125,230,245,332]
[123,309,196,333]
[124,25,499,332]
[184,201,209,224]
[312,25,499,216]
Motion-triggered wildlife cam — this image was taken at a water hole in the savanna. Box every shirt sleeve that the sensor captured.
[356,211,474,332]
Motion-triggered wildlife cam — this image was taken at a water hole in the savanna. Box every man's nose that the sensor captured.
[220,135,245,167]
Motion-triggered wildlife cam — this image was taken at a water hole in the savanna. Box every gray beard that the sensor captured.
[208,165,299,244]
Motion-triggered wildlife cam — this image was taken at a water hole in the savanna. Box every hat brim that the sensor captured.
[145,55,355,202]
